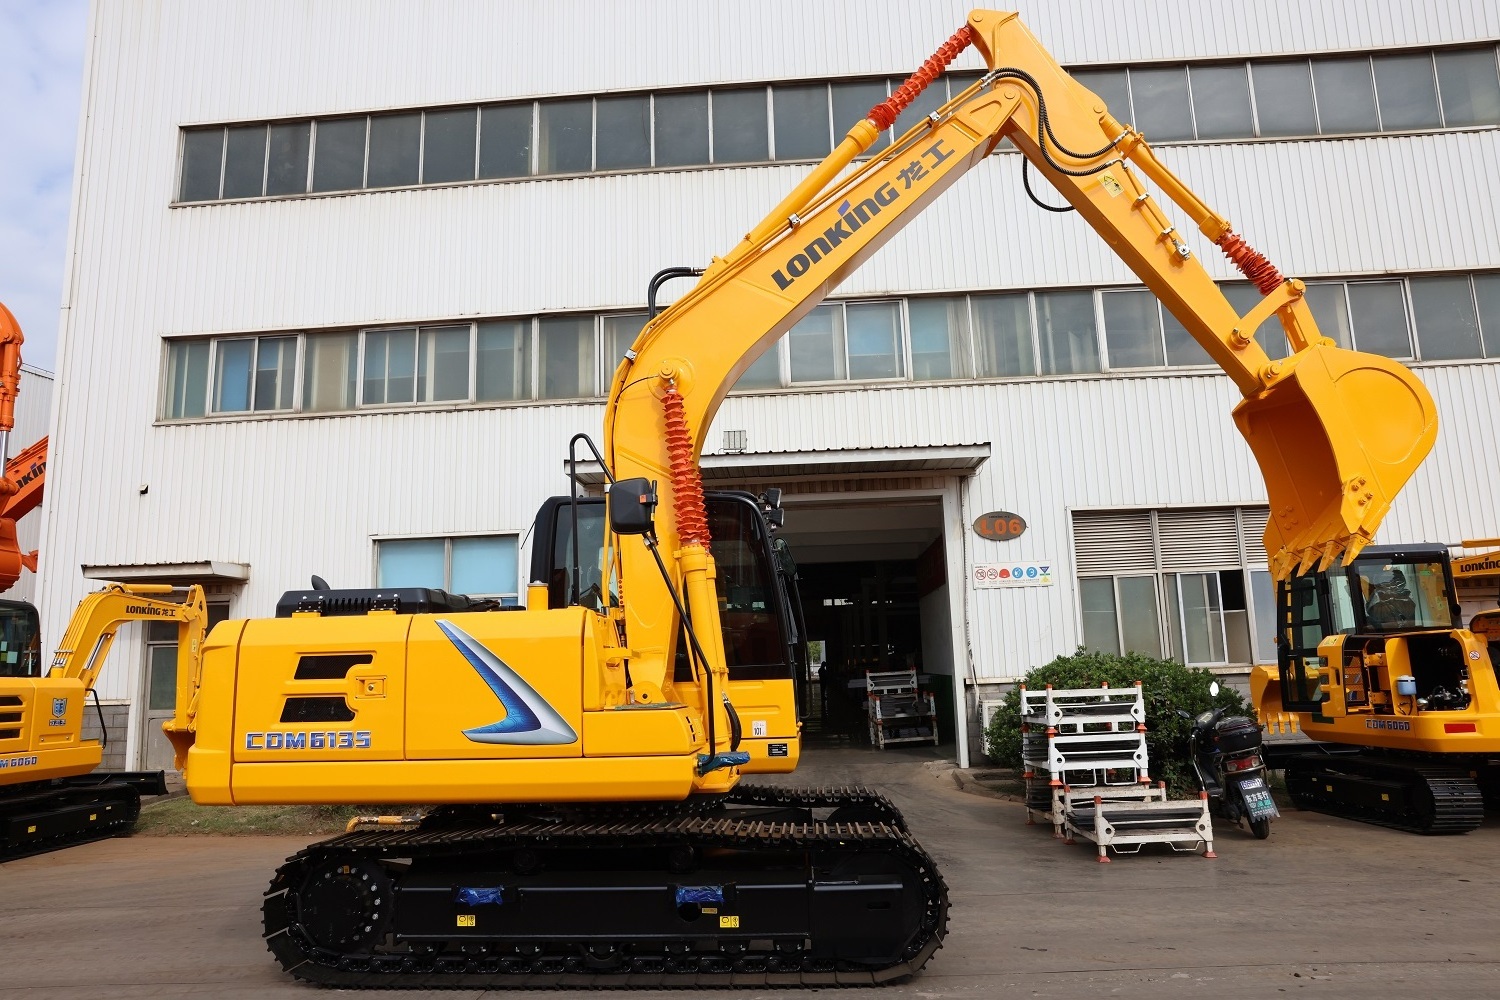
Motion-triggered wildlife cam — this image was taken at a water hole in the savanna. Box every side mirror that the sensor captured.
[774,536,798,576]
[608,478,657,536]
[1176,708,1191,720]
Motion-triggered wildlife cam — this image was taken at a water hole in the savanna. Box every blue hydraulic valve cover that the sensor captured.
[675,885,725,906]
[697,751,752,774]
[455,887,505,907]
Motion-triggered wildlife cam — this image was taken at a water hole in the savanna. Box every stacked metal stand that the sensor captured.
[1021,683,1214,862]
[865,668,940,749]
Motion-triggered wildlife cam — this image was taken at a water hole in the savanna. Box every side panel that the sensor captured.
[232,614,411,763]
[0,677,101,785]
[404,611,586,760]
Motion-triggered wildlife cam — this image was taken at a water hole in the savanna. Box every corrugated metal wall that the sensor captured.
[46,1,1500,752]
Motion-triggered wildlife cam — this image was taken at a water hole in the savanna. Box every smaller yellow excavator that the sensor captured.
[1254,543,1500,833]
[0,583,205,857]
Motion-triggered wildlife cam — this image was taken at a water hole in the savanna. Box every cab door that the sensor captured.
[1277,573,1332,713]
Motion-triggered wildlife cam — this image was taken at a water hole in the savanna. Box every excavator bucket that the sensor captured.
[1233,342,1436,581]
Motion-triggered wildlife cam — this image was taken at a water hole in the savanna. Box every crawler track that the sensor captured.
[0,780,141,861]
[263,784,947,988]
[1282,754,1484,834]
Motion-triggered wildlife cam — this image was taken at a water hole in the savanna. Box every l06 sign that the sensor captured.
[973,510,1026,541]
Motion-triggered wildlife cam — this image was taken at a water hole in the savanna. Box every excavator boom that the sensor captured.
[606,12,1434,640]
[0,304,45,591]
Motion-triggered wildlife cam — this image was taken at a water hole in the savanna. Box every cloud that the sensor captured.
[0,0,89,374]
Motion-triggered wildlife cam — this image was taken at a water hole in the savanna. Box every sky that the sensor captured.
[0,0,88,375]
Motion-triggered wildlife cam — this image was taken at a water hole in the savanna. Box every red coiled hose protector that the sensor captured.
[867,24,975,132]
[1217,231,1285,295]
[662,384,710,548]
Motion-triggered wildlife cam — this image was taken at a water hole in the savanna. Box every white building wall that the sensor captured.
[44,0,1500,748]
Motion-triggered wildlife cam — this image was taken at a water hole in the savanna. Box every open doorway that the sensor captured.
[773,498,959,760]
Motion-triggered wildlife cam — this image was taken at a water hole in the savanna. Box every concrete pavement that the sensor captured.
[2,744,1496,999]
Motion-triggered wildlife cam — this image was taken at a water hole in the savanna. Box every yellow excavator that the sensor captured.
[163,11,1436,986]
[1253,541,1500,833]
[0,584,206,857]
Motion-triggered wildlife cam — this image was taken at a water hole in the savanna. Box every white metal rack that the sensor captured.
[865,669,940,749]
[1019,683,1214,862]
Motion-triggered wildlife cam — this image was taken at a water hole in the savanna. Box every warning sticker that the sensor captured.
[720,915,740,929]
[1099,172,1124,197]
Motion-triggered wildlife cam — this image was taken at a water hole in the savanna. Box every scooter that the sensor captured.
[1177,682,1279,839]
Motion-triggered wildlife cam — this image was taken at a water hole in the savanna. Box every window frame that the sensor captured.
[159,270,1500,421]
[1074,508,1275,669]
[373,532,521,603]
[176,43,1500,205]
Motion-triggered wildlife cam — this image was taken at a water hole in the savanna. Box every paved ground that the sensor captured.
[2,743,1497,999]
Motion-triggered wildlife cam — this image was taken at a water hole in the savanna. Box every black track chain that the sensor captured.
[724,782,909,832]
[263,807,947,988]
[1284,754,1484,834]
[0,782,141,862]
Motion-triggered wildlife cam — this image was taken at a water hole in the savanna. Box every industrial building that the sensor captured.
[41,0,1500,771]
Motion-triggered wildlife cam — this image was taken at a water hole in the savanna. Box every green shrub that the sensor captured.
[982,648,1254,797]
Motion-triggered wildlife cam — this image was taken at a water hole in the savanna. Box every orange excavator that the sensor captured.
[0,302,45,593]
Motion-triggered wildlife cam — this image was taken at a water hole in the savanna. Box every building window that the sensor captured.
[538,316,597,399]
[538,99,593,174]
[596,95,652,171]
[303,332,358,412]
[166,335,298,418]
[476,320,532,401]
[908,296,971,380]
[789,304,847,383]
[160,271,1500,421]
[311,117,367,192]
[175,43,1500,204]
[165,340,210,419]
[376,534,519,602]
[973,293,1035,378]
[266,123,312,195]
[362,328,418,406]
[367,112,422,188]
[1073,507,1274,667]
[479,104,533,178]
[423,108,478,184]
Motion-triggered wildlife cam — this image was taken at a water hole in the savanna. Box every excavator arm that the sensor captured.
[601,10,1436,737]
[49,583,206,696]
[0,304,44,589]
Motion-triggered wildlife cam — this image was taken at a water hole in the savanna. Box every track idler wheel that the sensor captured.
[295,857,393,952]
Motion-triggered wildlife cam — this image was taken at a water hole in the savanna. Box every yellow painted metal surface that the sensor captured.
[182,605,738,805]
[1453,548,1500,579]
[224,756,704,806]
[1253,634,1500,753]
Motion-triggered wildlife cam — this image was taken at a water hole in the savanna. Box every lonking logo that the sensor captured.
[770,183,902,291]
[437,620,579,746]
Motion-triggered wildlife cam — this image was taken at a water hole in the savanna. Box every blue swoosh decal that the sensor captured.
[437,620,578,745]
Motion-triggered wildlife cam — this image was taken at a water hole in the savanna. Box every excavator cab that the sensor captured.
[0,599,40,678]
[1275,545,1467,716]
[529,489,806,769]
